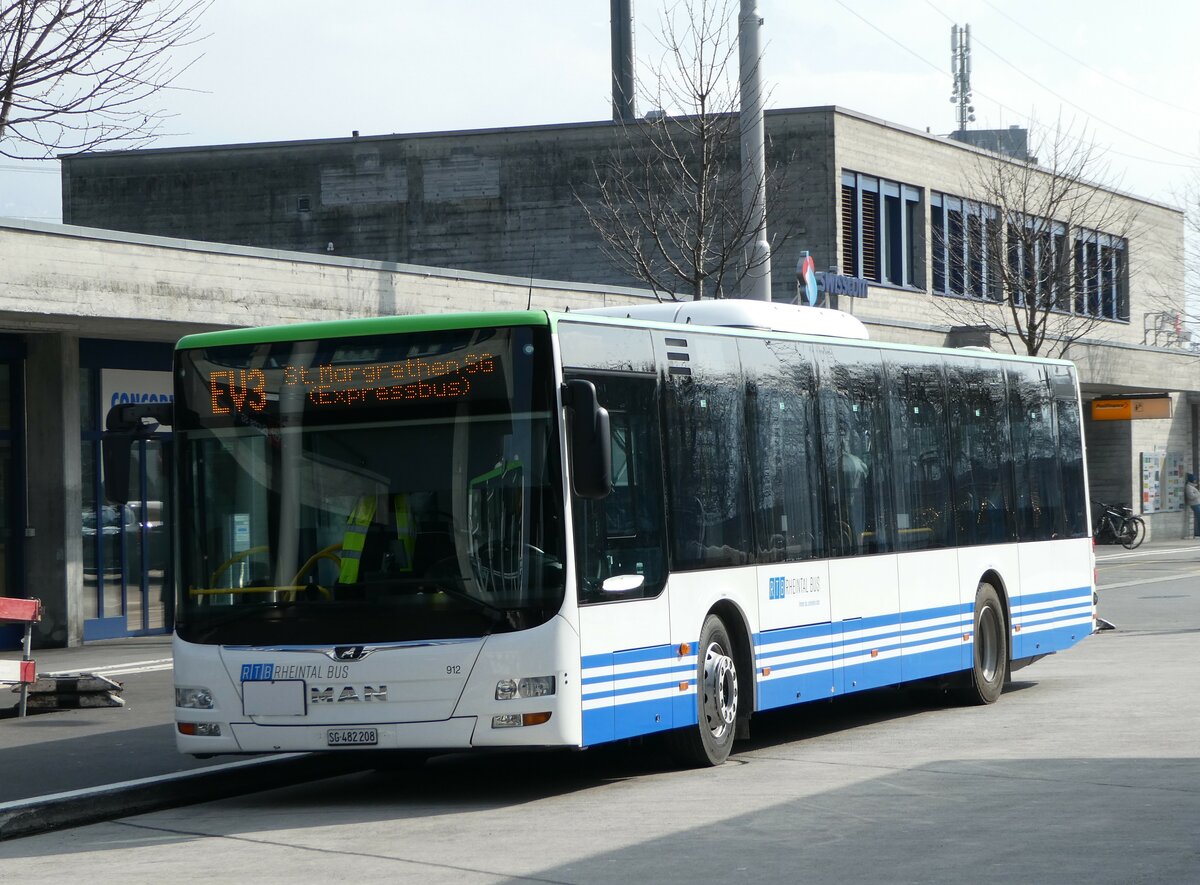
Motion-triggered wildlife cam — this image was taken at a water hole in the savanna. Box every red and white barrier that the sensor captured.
[0,658,36,684]
[0,596,41,717]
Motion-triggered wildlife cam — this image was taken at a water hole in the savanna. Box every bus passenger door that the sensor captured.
[559,324,673,745]
[816,344,902,695]
[740,337,838,709]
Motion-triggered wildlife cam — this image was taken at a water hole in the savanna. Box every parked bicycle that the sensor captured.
[1092,500,1145,549]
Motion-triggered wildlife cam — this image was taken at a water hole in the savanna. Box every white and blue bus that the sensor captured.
[108,300,1095,765]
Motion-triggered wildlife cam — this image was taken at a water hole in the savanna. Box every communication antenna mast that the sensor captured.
[950,23,975,132]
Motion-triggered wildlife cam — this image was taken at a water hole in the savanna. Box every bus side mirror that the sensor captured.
[562,379,611,499]
[103,403,174,505]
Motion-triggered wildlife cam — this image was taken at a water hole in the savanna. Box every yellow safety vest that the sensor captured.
[338,495,414,583]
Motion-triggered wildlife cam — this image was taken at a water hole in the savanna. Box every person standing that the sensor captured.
[1185,474,1200,539]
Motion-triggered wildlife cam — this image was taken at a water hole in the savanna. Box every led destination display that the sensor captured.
[281,352,497,407]
[205,352,498,417]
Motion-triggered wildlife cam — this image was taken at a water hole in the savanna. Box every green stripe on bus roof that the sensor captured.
[176,311,551,350]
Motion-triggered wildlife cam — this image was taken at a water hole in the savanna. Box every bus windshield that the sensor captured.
[173,324,565,646]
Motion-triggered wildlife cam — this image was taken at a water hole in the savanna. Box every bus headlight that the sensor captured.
[176,687,215,709]
[495,676,556,700]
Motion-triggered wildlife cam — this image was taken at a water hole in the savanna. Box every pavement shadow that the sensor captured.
[510,756,1200,885]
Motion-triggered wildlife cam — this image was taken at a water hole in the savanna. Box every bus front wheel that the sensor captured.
[960,581,1008,705]
[670,613,739,766]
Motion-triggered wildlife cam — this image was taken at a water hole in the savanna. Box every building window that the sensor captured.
[1006,216,1067,310]
[930,192,999,299]
[841,172,921,287]
[1075,228,1128,320]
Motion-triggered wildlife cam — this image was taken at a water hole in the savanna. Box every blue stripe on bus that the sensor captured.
[598,674,694,700]
[1011,585,1092,659]
[1020,602,1092,624]
[581,641,697,745]
[1012,585,1092,606]
[580,589,1093,746]
[996,585,1093,660]
[1021,619,1091,650]
[583,691,701,744]
[582,643,685,667]
[580,660,692,687]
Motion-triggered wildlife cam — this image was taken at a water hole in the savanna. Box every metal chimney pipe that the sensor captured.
[611,0,635,122]
[739,0,772,300]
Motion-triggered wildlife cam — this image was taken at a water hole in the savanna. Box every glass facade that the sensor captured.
[80,341,175,640]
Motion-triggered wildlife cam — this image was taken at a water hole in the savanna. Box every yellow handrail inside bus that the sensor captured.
[208,545,270,587]
[197,542,343,601]
[291,543,342,585]
[189,584,309,597]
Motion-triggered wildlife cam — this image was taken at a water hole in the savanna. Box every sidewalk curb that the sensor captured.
[0,752,371,841]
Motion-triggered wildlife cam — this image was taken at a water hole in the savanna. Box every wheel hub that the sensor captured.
[701,641,738,738]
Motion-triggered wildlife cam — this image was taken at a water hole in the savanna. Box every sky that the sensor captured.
[2,0,1198,224]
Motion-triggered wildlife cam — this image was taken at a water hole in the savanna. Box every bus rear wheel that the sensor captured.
[669,613,739,766]
[960,581,1007,705]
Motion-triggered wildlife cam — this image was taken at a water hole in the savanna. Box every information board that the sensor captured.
[1141,451,1185,513]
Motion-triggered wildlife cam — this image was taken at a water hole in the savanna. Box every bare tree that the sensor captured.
[0,0,209,159]
[577,0,782,301]
[932,120,1141,358]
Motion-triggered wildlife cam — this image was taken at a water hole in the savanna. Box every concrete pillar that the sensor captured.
[25,333,82,648]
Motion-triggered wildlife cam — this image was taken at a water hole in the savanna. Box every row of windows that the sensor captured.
[566,325,1088,603]
[929,192,1129,320]
[839,173,1129,323]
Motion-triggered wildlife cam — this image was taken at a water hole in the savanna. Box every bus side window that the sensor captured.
[740,338,823,562]
[816,346,893,557]
[568,373,667,603]
[884,352,952,551]
[1008,364,1064,541]
[1055,395,1088,539]
[946,359,1015,546]
[662,333,753,571]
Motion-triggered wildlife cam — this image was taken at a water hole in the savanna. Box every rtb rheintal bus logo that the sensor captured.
[768,575,822,602]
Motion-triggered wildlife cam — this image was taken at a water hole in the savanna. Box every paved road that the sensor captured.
[1,550,1197,884]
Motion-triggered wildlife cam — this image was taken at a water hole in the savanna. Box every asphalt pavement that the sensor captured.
[0,535,1194,841]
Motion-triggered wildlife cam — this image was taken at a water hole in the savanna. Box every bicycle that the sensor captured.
[1092,500,1145,549]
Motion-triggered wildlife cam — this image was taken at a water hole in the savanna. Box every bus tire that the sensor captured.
[669,613,740,766]
[961,581,1007,705]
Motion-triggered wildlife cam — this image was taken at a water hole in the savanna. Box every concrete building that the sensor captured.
[0,105,1192,647]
